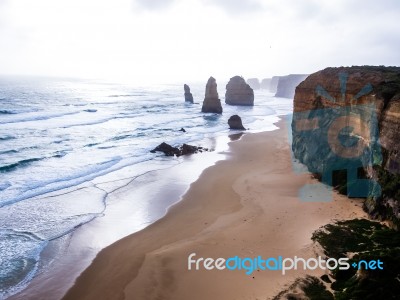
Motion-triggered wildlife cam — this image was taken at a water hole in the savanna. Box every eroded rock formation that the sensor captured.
[291,66,400,226]
[184,84,193,103]
[201,77,222,114]
[228,115,245,130]
[150,142,208,157]
[183,84,193,103]
[246,78,260,90]
[275,74,308,98]
[260,78,271,90]
[269,76,281,93]
[225,76,254,106]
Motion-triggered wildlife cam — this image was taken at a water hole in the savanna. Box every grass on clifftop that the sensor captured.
[311,219,400,299]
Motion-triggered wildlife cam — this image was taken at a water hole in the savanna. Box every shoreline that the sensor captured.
[8,132,240,300]
[62,119,367,300]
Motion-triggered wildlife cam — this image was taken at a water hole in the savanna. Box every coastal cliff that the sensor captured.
[260,78,271,90]
[246,78,260,90]
[292,66,400,227]
[269,76,281,93]
[275,74,308,98]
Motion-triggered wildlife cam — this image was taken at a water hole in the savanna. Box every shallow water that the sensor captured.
[0,76,292,298]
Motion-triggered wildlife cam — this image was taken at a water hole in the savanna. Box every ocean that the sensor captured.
[0,76,293,298]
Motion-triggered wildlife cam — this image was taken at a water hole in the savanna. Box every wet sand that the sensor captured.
[62,120,366,300]
[10,136,231,300]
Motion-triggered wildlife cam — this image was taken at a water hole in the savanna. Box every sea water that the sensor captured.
[0,76,293,298]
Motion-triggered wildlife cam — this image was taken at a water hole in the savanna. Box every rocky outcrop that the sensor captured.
[246,78,260,90]
[260,78,271,90]
[275,74,308,98]
[225,76,254,106]
[228,115,245,130]
[291,66,400,227]
[269,76,281,93]
[181,144,205,155]
[201,77,222,114]
[150,142,208,157]
[150,142,180,156]
[184,84,193,103]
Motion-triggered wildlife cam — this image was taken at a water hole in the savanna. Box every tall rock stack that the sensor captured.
[184,84,193,103]
[201,77,222,114]
[225,76,254,106]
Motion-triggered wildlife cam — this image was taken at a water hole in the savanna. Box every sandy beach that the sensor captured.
[62,119,367,300]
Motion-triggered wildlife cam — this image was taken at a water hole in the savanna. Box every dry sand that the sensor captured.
[63,120,366,300]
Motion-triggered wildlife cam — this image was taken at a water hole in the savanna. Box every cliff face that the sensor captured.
[269,76,281,93]
[275,74,308,98]
[246,78,260,90]
[225,76,254,106]
[260,78,271,90]
[201,77,222,114]
[292,66,400,227]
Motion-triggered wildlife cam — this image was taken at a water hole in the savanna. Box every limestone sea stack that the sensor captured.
[228,115,245,130]
[225,76,254,106]
[184,84,193,103]
[201,77,222,114]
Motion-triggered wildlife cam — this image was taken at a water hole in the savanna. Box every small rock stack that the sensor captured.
[184,84,194,103]
[228,115,246,130]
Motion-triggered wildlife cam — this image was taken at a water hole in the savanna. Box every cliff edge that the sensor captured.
[292,66,400,227]
[275,74,308,98]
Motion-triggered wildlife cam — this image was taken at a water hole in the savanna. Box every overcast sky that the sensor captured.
[0,0,399,84]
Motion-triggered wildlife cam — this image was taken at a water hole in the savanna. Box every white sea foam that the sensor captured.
[0,78,293,297]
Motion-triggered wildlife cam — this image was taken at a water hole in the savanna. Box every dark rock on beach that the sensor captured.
[228,115,245,130]
[150,142,180,156]
[201,77,222,114]
[150,142,208,157]
[181,144,201,155]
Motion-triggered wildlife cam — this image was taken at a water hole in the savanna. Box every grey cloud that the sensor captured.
[133,0,176,11]
[202,0,264,15]
[345,0,400,14]
[0,0,7,28]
